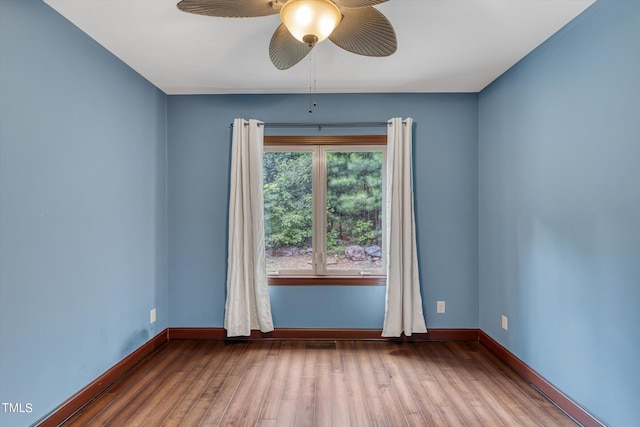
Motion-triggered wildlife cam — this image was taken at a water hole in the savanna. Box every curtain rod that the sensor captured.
[231,121,393,128]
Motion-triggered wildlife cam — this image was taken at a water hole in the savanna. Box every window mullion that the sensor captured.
[314,146,327,275]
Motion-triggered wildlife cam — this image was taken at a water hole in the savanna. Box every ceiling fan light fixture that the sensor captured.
[280,0,342,46]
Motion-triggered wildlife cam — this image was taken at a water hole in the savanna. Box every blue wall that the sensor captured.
[478,0,640,425]
[0,1,168,426]
[167,93,479,329]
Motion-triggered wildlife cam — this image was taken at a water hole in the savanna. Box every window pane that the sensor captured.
[263,151,313,272]
[326,151,383,271]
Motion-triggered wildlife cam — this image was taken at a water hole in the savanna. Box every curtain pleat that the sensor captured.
[382,117,427,337]
[224,118,274,337]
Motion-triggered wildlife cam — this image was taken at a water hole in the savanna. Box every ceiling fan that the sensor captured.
[176,0,397,70]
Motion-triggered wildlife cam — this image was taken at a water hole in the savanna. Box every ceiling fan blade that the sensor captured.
[177,0,279,18]
[269,24,313,70]
[329,6,397,57]
[332,0,388,8]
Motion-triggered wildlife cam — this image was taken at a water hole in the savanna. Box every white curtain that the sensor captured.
[382,117,428,337]
[224,118,274,337]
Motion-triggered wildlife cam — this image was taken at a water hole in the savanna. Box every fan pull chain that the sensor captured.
[309,50,317,113]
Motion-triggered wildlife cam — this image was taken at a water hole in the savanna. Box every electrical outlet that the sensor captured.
[150,308,157,324]
[501,315,508,331]
[437,301,445,313]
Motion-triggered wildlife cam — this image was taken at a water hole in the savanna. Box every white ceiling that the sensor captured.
[43,0,596,95]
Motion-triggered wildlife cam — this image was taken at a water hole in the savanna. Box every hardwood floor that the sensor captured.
[62,339,577,426]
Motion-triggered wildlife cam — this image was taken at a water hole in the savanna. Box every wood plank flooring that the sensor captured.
[62,340,577,426]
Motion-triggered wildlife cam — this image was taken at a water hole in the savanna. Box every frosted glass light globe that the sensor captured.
[280,0,342,46]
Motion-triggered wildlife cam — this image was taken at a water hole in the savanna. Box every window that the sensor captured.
[264,135,386,285]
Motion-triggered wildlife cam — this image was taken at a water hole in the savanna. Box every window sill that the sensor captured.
[268,275,386,286]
